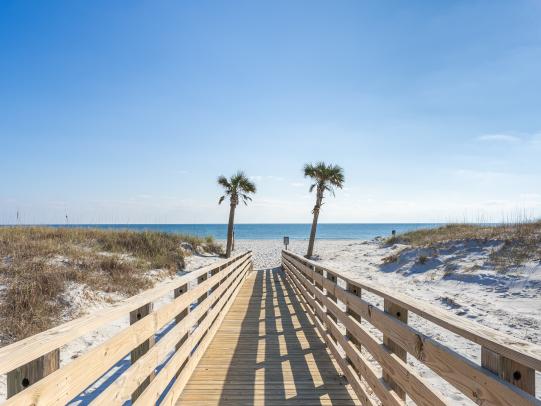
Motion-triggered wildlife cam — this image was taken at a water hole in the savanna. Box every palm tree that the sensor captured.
[218,171,257,258]
[304,162,345,258]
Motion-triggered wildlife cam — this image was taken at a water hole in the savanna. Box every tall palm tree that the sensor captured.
[218,171,257,258]
[304,162,345,258]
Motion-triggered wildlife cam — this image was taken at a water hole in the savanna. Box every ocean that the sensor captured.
[51,223,440,240]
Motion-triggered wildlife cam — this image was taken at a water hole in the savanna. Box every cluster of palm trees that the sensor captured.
[218,162,344,258]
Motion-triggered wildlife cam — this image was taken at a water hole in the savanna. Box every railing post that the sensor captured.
[382,299,408,400]
[481,347,535,395]
[313,264,324,308]
[174,283,189,350]
[130,303,155,402]
[197,271,209,324]
[209,265,221,300]
[346,282,362,353]
[7,349,59,398]
[173,283,190,378]
[325,270,338,324]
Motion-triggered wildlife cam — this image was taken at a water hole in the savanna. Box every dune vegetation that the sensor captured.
[0,226,222,343]
[386,221,541,270]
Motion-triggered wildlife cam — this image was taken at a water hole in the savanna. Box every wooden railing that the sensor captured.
[0,251,252,405]
[282,250,541,406]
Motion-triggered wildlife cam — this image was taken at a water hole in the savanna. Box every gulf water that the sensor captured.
[52,223,439,240]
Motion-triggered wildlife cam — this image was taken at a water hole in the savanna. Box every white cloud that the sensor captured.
[454,169,514,181]
[477,134,520,143]
[290,182,306,188]
[476,132,541,146]
[267,175,284,181]
[250,175,285,182]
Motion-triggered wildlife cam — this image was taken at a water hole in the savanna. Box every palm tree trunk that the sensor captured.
[306,195,321,258]
[226,203,236,258]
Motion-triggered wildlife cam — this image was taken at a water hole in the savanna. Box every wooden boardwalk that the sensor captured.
[2,251,539,405]
[177,267,361,405]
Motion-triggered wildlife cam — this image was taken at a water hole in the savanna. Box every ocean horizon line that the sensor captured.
[6,223,441,240]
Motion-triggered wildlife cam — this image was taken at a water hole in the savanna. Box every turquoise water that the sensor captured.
[50,223,439,240]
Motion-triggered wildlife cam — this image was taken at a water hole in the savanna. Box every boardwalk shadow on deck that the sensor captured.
[179,267,359,405]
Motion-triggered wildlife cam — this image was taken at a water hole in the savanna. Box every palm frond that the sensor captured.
[303,161,345,195]
[217,171,256,207]
[217,175,231,190]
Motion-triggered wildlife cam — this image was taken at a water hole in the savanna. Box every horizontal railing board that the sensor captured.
[91,258,251,404]
[0,251,250,375]
[133,260,249,405]
[283,263,404,406]
[148,263,249,406]
[285,256,539,406]
[283,250,541,372]
[285,253,539,405]
[4,253,252,406]
[283,257,448,406]
[282,265,374,406]
[283,251,541,406]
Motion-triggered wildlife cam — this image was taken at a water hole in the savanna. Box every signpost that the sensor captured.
[283,236,289,251]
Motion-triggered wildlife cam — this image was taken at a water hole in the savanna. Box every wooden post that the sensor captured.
[174,283,189,350]
[325,271,338,324]
[130,303,155,402]
[383,299,408,400]
[7,349,59,398]
[314,265,323,307]
[346,282,362,353]
[197,272,209,324]
[210,266,221,299]
[481,347,535,395]
[173,283,190,378]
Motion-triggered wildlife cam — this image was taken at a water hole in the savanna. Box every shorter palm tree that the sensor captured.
[304,162,345,258]
[218,171,257,258]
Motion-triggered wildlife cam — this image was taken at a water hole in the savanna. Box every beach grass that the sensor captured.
[386,221,541,269]
[0,226,223,343]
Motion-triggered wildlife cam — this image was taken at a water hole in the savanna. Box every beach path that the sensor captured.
[176,267,361,405]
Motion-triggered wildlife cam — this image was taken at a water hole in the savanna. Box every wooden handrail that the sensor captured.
[282,250,541,406]
[1,251,252,405]
[283,250,541,371]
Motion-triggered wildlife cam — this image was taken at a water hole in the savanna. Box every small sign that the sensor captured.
[283,236,289,250]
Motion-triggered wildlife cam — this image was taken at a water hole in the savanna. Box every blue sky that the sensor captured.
[1,1,540,224]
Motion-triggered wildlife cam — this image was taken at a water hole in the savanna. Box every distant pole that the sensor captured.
[283,236,289,251]
[232,228,235,251]
[392,230,396,237]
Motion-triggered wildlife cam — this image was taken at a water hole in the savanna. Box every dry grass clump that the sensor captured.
[387,222,540,246]
[382,253,400,264]
[1,260,65,340]
[0,226,223,343]
[386,221,541,270]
